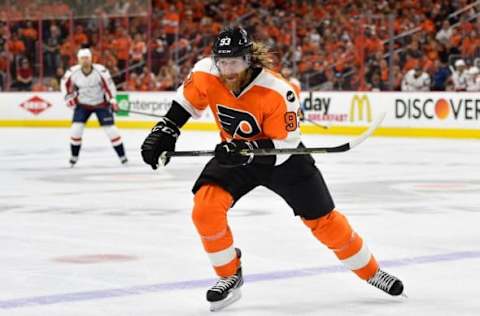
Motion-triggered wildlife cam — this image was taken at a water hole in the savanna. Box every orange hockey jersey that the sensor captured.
[174,57,302,165]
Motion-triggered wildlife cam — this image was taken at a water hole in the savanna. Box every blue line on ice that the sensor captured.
[1,250,479,309]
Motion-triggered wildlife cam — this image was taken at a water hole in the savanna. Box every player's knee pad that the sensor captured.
[70,123,85,144]
[302,209,353,250]
[102,125,122,145]
[192,184,233,236]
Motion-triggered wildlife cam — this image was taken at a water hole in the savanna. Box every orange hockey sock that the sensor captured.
[302,210,378,280]
[192,185,240,277]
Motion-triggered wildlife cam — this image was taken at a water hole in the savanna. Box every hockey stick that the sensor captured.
[304,117,330,129]
[164,112,386,158]
[118,108,165,118]
[299,108,329,129]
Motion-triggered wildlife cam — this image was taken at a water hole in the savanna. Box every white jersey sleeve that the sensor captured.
[401,70,413,91]
[93,64,116,102]
[419,73,431,91]
[60,65,80,98]
[467,76,480,91]
[452,70,468,91]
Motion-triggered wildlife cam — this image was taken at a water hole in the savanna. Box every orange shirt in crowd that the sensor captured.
[112,36,132,61]
[100,50,118,70]
[74,33,88,46]
[21,27,37,40]
[8,39,26,55]
[91,47,102,63]
[0,55,8,72]
[125,77,138,91]
[421,19,435,34]
[211,21,222,34]
[131,40,146,62]
[461,37,476,57]
[267,25,281,41]
[423,58,435,73]
[164,11,180,34]
[450,32,462,46]
[403,57,421,72]
[60,40,78,66]
[153,0,168,10]
[365,37,383,54]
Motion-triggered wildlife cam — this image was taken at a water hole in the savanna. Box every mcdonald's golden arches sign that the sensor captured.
[350,94,372,122]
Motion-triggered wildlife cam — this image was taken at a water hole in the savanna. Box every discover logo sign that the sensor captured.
[395,98,480,120]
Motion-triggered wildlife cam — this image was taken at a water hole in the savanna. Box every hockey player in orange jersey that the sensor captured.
[141,26,404,311]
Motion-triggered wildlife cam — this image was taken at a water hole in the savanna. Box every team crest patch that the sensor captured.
[286,90,296,102]
[217,105,261,138]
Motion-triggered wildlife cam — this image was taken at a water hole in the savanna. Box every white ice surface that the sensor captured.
[1,127,479,316]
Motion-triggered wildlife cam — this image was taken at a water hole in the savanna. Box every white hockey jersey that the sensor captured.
[466,67,480,91]
[401,69,431,91]
[466,76,480,91]
[451,70,468,91]
[61,64,116,106]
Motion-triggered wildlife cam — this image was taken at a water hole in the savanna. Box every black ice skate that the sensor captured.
[207,248,243,312]
[69,156,78,168]
[120,156,128,165]
[367,269,405,297]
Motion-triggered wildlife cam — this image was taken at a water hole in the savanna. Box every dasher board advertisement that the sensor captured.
[1,91,479,138]
[301,91,480,129]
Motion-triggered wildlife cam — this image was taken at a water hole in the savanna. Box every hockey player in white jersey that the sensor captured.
[61,48,127,167]
[466,66,480,91]
[451,59,468,91]
[401,65,431,91]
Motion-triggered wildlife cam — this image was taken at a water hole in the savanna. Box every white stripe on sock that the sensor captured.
[340,241,372,270]
[208,245,236,267]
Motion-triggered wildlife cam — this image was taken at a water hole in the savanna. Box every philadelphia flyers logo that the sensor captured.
[217,105,261,138]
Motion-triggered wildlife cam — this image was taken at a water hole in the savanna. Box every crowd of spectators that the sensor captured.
[0,0,480,92]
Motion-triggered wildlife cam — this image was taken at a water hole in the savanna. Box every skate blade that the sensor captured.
[209,289,242,312]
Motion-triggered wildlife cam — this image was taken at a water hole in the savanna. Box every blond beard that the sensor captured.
[220,69,251,93]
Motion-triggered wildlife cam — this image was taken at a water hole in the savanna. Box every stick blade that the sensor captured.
[348,111,386,150]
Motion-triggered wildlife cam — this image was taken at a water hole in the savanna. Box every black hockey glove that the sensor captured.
[141,117,180,169]
[214,140,255,167]
[214,139,276,167]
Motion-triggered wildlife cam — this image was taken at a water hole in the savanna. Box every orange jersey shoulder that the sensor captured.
[174,57,219,117]
[175,59,301,141]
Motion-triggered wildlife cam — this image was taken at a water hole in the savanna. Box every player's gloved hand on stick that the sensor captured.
[110,99,120,112]
[65,93,77,109]
[214,140,255,167]
[141,117,180,169]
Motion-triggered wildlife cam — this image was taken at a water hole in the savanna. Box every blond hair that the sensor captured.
[250,42,275,69]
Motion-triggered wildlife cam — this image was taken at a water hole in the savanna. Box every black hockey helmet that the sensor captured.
[213,26,253,59]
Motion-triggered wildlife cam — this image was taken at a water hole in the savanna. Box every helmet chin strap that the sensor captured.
[243,54,252,66]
